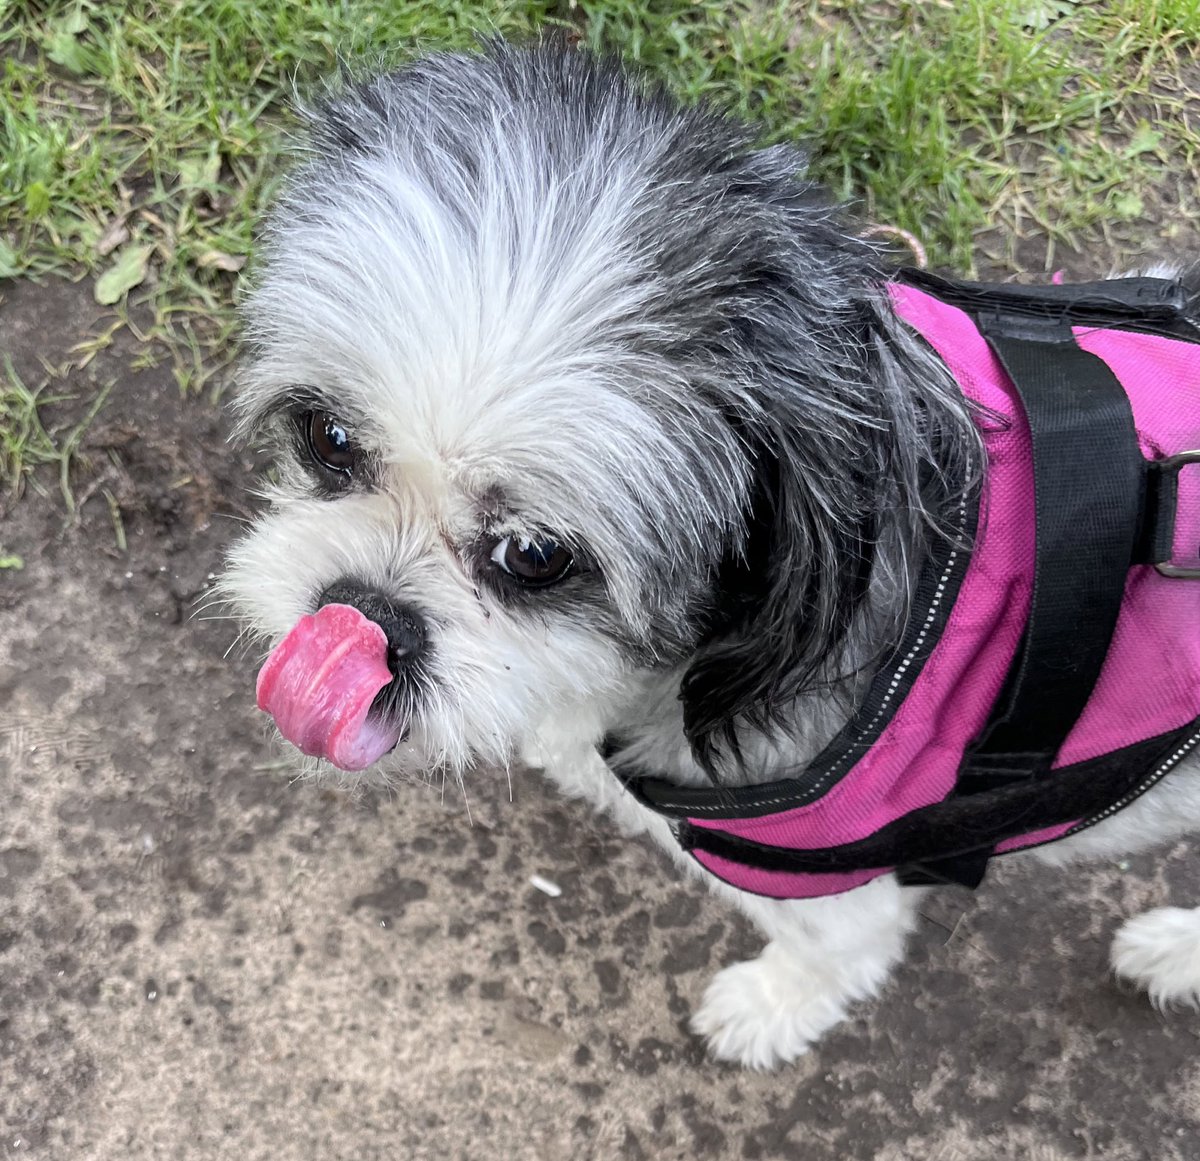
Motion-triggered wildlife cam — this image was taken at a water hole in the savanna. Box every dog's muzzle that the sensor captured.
[254,579,428,771]
[317,580,429,677]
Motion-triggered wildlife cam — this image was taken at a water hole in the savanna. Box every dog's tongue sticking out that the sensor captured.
[256,603,400,772]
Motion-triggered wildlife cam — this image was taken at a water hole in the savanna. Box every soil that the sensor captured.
[4,261,1200,1160]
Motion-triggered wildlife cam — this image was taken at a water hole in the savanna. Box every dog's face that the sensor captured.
[222,44,969,784]
[223,268,743,777]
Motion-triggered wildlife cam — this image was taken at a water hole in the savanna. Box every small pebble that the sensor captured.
[529,875,562,898]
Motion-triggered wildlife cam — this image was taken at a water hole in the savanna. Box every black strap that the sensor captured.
[1135,460,1180,565]
[961,314,1144,771]
[896,854,990,889]
[901,268,1199,342]
[672,721,1199,878]
[903,267,1200,572]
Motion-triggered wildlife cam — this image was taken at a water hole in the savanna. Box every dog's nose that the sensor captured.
[317,580,428,675]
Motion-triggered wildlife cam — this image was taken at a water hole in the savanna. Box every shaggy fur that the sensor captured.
[221,41,1200,1069]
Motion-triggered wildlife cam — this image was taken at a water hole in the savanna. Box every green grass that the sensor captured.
[0,354,61,493]
[0,351,109,506]
[0,0,1198,476]
[0,0,552,395]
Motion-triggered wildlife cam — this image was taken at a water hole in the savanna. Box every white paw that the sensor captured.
[1112,907,1200,1009]
[690,943,849,1070]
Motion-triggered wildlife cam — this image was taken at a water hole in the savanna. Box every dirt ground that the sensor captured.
[4,266,1200,1161]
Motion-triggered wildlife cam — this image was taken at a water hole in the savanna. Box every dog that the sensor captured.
[220,40,1200,1070]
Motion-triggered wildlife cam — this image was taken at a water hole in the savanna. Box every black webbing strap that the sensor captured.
[961,313,1144,772]
[900,268,1198,342]
[674,718,1200,881]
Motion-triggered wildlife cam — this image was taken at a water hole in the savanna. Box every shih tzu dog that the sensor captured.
[221,39,1200,1069]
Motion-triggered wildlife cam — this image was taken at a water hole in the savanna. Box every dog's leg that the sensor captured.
[1022,770,1200,1010]
[690,876,922,1070]
[1111,908,1200,1008]
[530,735,922,1069]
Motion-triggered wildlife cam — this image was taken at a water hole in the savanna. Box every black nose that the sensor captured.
[317,580,428,675]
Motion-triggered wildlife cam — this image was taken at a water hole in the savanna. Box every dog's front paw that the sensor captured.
[690,943,848,1070]
[1112,906,1200,1009]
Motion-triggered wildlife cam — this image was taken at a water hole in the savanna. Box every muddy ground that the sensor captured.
[3,267,1200,1161]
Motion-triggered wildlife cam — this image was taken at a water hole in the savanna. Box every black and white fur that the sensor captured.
[221,41,1200,1069]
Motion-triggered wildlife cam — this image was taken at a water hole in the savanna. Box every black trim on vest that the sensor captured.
[899,268,1200,343]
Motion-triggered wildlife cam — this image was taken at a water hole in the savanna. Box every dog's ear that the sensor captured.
[679,385,877,777]
[677,251,975,780]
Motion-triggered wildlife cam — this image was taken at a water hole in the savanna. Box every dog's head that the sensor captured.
[222,41,973,785]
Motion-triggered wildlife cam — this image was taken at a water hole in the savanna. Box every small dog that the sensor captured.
[222,40,1200,1069]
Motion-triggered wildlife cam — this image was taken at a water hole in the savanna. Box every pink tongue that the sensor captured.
[256,603,400,772]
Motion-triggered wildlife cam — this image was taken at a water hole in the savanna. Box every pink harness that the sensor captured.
[624,273,1200,898]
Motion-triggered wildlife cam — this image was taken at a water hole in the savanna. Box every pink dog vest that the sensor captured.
[624,272,1200,898]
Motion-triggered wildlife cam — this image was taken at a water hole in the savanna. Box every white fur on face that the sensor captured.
[234,58,757,631]
[222,480,638,779]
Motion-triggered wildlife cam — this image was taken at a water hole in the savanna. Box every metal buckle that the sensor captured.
[1155,449,1200,577]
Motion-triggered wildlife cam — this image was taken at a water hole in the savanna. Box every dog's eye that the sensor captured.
[489,536,574,587]
[304,411,358,479]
